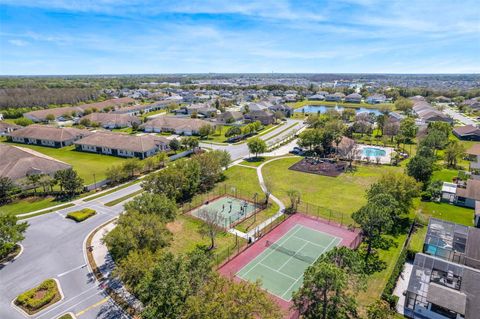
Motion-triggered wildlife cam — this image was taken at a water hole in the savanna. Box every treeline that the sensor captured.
[0,88,104,110]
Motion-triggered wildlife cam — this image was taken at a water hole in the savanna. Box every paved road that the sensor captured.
[0,119,304,319]
[200,119,305,160]
[443,106,477,126]
[0,190,134,319]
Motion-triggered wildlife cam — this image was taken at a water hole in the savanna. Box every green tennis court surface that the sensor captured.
[190,195,258,228]
[236,224,341,301]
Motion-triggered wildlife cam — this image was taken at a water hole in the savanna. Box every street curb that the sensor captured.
[55,311,77,319]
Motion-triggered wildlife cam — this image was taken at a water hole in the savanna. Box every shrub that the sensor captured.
[382,247,407,306]
[58,314,73,319]
[66,208,96,222]
[15,279,59,312]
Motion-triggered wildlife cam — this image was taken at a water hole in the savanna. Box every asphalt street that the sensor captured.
[0,120,304,319]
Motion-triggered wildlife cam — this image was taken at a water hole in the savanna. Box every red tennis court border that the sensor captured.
[218,212,362,317]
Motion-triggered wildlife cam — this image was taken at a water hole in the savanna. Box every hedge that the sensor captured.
[382,247,407,307]
[15,279,60,313]
[66,208,96,222]
[58,314,73,319]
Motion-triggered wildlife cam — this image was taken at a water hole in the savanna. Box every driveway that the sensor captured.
[443,106,477,126]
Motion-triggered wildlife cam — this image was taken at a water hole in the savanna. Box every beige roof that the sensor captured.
[24,98,135,121]
[80,113,141,126]
[141,116,213,131]
[75,132,169,153]
[456,179,480,201]
[0,144,71,180]
[9,125,92,142]
[0,121,21,132]
[466,143,480,156]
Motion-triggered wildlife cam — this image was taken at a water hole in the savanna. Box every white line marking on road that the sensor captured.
[57,264,87,277]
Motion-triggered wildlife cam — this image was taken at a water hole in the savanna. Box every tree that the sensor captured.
[0,177,16,204]
[247,138,267,158]
[169,138,181,153]
[293,261,357,319]
[122,158,142,178]
[407,155,434,185]
[398,117,417,145]
[142,156,157,172]
[103,211,172,261]
[54,168,84,197]
[198,124,214,138]
[367,173,419,215]
[215,149,231,170]
[181,136,199,150]
[26,174,42,193]
[198,209,221,250]
[352,194,396,262]
[45,114,55,122]
[286,189,301,212]
[124,193,177,222]
[367,300,396,319]
[183,274,282,319]
[0,214,28,259]
[444,140,465,168]
[395,97,413,115]
[154,151,169,168]
[106,165,128,184]
[225,126,242,138]
[194,151,224,191]
[115,249,158,291]
[79,118,91,126]
[14,117,34,126]
[138,249,213,319]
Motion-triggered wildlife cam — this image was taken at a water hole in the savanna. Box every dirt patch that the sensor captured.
[34,289,47,300]
[167,220,183,233]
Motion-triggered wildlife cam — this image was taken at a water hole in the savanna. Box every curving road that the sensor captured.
[0,119,304,319]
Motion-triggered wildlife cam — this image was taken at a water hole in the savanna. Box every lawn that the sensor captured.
[2,142,128,184]
[262,157,403,218]
[416,200,474,226]
[235,202,279,233]
[167,214,246,267]
[202,123,282,144]
[0,196,64,216]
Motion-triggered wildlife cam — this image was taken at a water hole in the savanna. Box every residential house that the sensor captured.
[325,92,345,102]
[24,97,135,122]
[0,121,21,136]
[244,110,276,125]
[0,144,71,183]
[466,144,480,175]
[112,101,167,116]
[453,125,480,141]
[141,116,214,135]
[268,104,293,117]
[412,100,453,124]
[79,113,141,129]
[366,94,387,104]
[308,94,325,101]
[462,98,480,110]
[216,111,244,124]
[344,93,362,103]
[435,96,452,103]
[74,132,169,159]
[404,218,480,319]
[7,125,92,148]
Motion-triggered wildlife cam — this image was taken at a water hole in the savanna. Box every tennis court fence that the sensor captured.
[181,184,266,215]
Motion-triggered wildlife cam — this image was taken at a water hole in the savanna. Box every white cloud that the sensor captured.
[8,39,29,46]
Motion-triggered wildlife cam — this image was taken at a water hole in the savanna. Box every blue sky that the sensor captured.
[0,0,479,75]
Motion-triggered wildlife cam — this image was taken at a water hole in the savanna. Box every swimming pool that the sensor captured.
[362,147,386,157]
[294,105,382,116]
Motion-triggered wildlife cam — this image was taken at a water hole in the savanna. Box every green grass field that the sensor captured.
[262,157,402,217]
[0,196,66,216]
[2,142,128,184]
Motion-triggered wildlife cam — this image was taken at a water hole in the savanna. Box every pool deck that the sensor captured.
[356,144,394,164]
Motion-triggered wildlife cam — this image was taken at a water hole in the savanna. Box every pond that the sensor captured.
[294,105,382,116]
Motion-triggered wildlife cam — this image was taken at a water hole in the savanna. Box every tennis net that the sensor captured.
[265,240,317,264]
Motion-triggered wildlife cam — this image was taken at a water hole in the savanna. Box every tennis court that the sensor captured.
[236,224,341,301]
[189,195,258,228]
